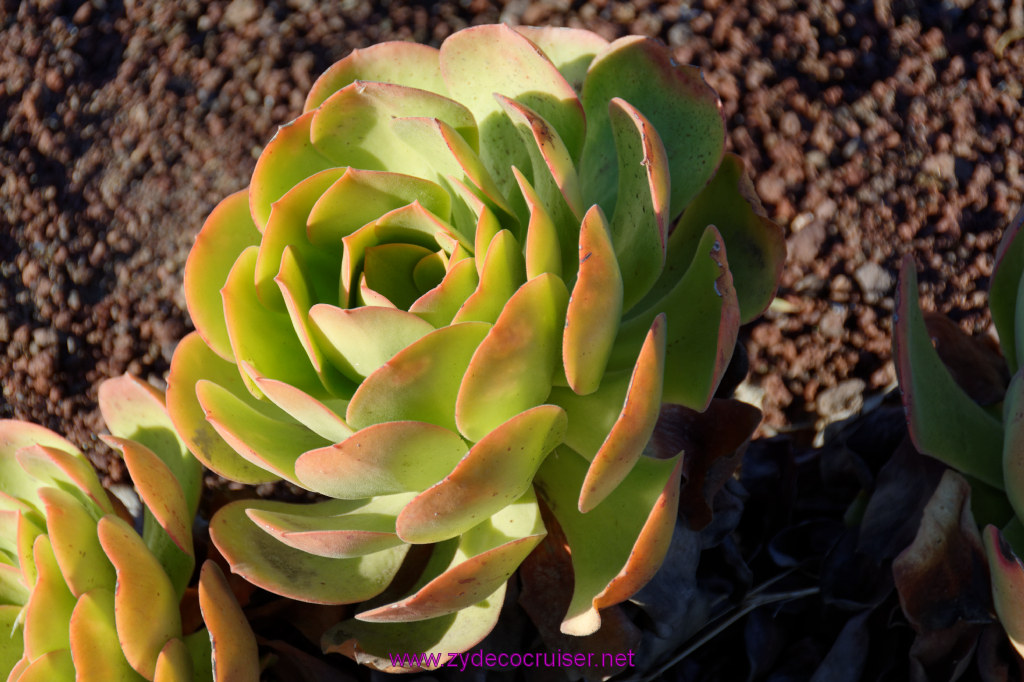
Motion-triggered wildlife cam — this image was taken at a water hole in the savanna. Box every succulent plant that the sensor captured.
[894,205,1024,657]
[0,374,258,681]
[167,24,784,670]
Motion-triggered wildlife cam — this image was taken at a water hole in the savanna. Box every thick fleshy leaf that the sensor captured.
[456,274,568,441]
[397,405,566,544]
[152,638,192,682]
[305,41,447,112]
[15,649,75,682]
[16,514,44,588]
[921,312,1009,407]
[497,96,581,271]
[453,230,526,325]
[296,421,467,499]
[323,584,505,672]
[311,81,477,177]
[275,245,350,393]
[0,421,82,511]
[39,487,115,597]
[249,110,338,230]
[223,246,328,399]
[564,205,623,395]
[518,501,641,681]
[22,535,75,660]
[390,116,514,219]
[514,168,562,279]
[98,515,182,680]
[894,256,1004,489]
[166,332,280,484]
[196,379,330,485]
[440,24,585,193]
[1005,369,1024,523]
[254,167,345,312]
[251,376,352,443]
[339,206,458,308]
[101,436,191,561]
[535,448,682,636]
[990,205,1024,372]
[198,561,260,682]
[579,315,665,513]
[611,225,739,410]
[984,524,1024,658]
[500,96,584,220]
[645,153,785,322]
[607,97,670,311]
[514,26,610,93]
[360,490,544,621]
[0,562,29,606]
[347,322,490,432]
[580,35,724,220]
[310,305,434,382]
[307,168,451,250]
[0,605,21,673]
[184,189,262,359]
[98,374,199,517]
[652,399,762,530]
[363,243,437,309]
[246,495,413,559]
[550,370,632,460]
[69,587,142,682]
[15,443,113,516]
[892,470,992,633]
[409,257,480,327]
[210,498,409,604]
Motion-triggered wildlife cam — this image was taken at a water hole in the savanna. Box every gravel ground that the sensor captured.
[2,0,1024,675]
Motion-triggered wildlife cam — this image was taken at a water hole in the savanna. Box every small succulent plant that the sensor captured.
[167,24,784,669]
[0,374,257,681]
[894,205,1024,657]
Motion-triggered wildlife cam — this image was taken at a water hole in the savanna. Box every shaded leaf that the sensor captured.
[645,153,786,323]
[535,448,682,635]
[989,204,1024,373]
[580,35,724,219]
[894,255,1004,489]
[649,398,762,530]
[893,470,994,632]
[518,499,641,680]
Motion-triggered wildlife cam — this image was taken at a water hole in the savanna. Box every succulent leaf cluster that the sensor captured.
[0,375,257,681]
[895,206,1024,657]
[167,24,784,668]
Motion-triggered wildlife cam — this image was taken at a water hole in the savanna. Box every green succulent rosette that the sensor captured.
[895,205,1024,657]
[0,375,258,681]
[167,24,783,669]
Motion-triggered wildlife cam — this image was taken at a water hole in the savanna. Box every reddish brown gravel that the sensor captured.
[2,1,1023,469]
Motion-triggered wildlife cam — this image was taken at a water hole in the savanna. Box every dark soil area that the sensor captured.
[3,0,1024,679]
